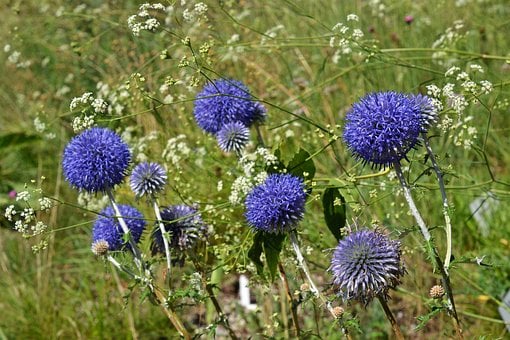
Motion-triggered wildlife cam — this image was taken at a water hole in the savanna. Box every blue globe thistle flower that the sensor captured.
[130,162,167,198]
[63,127,131,192]
[217,121,250,153]
[193,79,266,134]
[410,93,437,130]
[92,205,146,251]
[245,174,306,233]
[343,92,435,168]
[152,204,208,253]
[330,229,406,305]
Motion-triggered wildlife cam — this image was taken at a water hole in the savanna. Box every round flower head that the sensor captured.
[152,204,207,253]
[130,162,167,198]
[92,205,146,251]
[217,121,250,153]
[409,93,437,130]
[330,229,406,305]
[343,91,434,168]
[245,174,306,233]
[63,127,131,192]
[193,79,266,134]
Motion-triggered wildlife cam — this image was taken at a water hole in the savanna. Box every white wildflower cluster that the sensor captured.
[33,113,56,140]
[261,25,285,45]
[77,192,109,211]
[4,184,51,248]
[132,131,159,162]
[70,91,109,132]
[96,81,130,115]
[432,20,465,49]
[162,134,191,168]
[229,148,276,205]
[221,34,245,62]
[128,3,168,36]
[330,14,365,63]
[425,63,493,149]
[182,2,208,23]
[365,0,386,18]
[38,197,53,212]
[4,45,32,69]
[452,115,477,149]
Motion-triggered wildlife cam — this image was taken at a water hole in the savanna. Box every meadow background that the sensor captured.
[0,0,509,338]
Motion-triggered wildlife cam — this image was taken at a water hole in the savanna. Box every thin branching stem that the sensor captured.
[152,199,172,284]
[289,231,334,317]
[278,262,301,337]
[393,162,463,339]
[289,232,352,338]
[422,134,453,273]
[378,296,405,340]
[107,256,190,338]
[106,189,144,272]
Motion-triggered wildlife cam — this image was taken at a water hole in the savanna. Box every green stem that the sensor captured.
[422,134,453,273]
[378,296,405,340]
[152,198,172,285]
[393,163,463,339]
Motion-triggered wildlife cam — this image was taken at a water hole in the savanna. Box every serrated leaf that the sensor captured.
[322,188,346,242]
[262,233,286,282]
[415,306,444,331]
[247,232,265,278]
[287,148,315,181]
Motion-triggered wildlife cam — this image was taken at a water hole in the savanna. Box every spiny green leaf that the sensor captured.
[322,188,346,242]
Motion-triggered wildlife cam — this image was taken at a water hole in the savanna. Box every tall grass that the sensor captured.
[1,0,509,338]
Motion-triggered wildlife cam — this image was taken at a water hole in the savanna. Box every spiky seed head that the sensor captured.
[152,204,208,253]
[429,285,445,299]
[330,229,406,305]
[91,240,110,256]
[216,121,250,153]
[130,162,167,198]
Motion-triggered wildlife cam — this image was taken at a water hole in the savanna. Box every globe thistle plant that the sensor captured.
[330,229,406,305]
[343,91,436,168]
[63,127,131,192]
[130,162,167,198]
[193,78,266,135]
[217,121,250,153]
[92,205,146,251]
[152,204,208,253]
[244,174,306,234]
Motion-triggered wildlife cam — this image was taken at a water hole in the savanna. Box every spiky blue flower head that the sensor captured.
[217,121,250,153]
[63,127,131,193]
[152,204,208,253]
[330,229,406,305]
[245,174,306,233]
[410,93,437,130]
[91,205,146,251]
[130,162,167,198]
[343,91,435,168]
[193,78,266,134]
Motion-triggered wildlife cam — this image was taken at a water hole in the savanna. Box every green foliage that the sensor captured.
[248,231,286,282]
[322,187,346,242]
[1,0,509,338]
